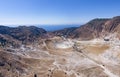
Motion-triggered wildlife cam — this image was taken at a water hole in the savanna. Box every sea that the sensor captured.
[8,24,81,31]
[36,24,80,31]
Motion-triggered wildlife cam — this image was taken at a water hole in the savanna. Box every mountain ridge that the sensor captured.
[0,16,120,46]
[54,16,120,40]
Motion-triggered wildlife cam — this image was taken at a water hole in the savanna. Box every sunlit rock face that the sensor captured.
[55,41,74,49]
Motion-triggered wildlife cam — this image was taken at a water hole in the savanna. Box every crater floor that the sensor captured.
[0,37,120,77]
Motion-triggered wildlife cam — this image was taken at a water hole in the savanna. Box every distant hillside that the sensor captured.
[0,26,47,46]
[53,16,120,40]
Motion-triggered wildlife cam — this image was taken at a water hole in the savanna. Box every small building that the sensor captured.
[104,38,109,41]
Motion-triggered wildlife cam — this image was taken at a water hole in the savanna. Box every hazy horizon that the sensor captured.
[0,24,80,31]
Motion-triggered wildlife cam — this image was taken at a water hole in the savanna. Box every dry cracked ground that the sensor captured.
[0,36,120,77]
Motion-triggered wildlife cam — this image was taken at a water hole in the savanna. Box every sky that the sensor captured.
[0,0,120,25]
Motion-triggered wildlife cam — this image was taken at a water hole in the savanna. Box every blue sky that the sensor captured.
[0,0,120,25]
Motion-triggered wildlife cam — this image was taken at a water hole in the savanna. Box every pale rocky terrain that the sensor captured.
[1,35,120,77]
